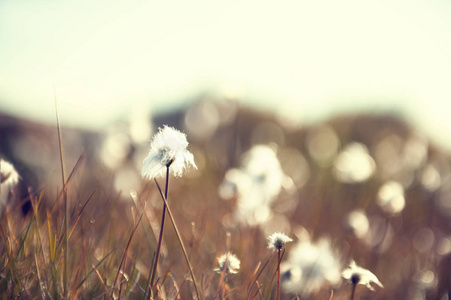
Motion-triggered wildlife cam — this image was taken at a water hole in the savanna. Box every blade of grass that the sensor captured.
[34,252,46,299]
[55,94,69,299]
[68,190,96,240]
[92,264,110,299]
[51,153,85,213]
[14,214,33,263]
[143,252,156,300]
[76,249,116,289]
[46,211,57,263]
[247,252,275,300]
[124,260,138,300]
[111,213,143,299]
[31,191,49,268]
[263,250,284,300]
[130,191,162,262]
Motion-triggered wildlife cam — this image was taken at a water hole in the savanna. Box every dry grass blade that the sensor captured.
[68,190,96,240]
[54,93,69,299]
[247,252,274,300]
[111,213,143,299]
[76,249,115,289]
[92,264,110,299]
[34,252,46,299]
[51,153,85,213]
[130,191,166,259]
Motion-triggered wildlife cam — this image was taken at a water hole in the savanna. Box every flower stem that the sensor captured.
[148,165,170,296]
[276,251,281,300]
[350,283,356,300]
[154,179,202,300]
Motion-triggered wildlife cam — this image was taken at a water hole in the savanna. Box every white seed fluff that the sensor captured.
[342,260,383,291]
[0,159,20,188]
[215,252,241,274]
[141,125,197,179]
[267,232,293,251]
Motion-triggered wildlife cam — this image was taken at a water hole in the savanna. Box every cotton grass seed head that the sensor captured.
[342,260,383,291]
[281,237,342,295]
[141,125,196,179]
[215,252,241,275]
[268,232,293,251]
[0,159,20,188]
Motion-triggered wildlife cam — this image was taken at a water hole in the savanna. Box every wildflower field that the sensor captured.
[1,98,450,299]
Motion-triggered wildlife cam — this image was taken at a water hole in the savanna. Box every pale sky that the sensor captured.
[1,0,451,149]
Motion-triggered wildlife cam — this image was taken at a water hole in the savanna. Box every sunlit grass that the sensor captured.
[0,102,449,299]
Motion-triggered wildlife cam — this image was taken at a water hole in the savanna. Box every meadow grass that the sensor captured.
[0,105,449,299]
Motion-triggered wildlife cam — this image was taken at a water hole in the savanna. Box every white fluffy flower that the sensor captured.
[344,210,369,238]
[268,232,293,251]
[215,252,241,274]
[0,159,20,188]
[342,260,383,291]
[241,145,285,203]
[219,145,287,226]
[281,237,341,295]
[141,125,196,179]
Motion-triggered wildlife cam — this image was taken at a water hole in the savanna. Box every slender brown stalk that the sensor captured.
[154,179,202,300]
[92,264,110,299]
[350,283,356,300]
[276,251,281,300]
[55,94,68,299]
[221,274,227,300]
[149,165,170,296]
[111,213,143,299]
[247,252,275,299]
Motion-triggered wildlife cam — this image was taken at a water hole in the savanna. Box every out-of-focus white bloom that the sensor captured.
[377,181,405,215]
[241,145,285,202]
[344,210,369,238]
[333,143,376,183]
[141,125,196,179]
[281,237,341,295]
[218,168,252,200]
[215,252,241,274]
[219,145,287,226]
[0,159,20,188]
[267,232,293,251]
[342,260,383,291]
